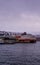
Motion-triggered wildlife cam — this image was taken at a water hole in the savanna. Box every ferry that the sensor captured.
[16,35,36,43]
[0,34,36,43]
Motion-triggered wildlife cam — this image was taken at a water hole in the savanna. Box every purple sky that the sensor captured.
[0,0,40,34]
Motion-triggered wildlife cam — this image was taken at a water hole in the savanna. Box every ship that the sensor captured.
[0,32,36,44]
[15,35,36,43]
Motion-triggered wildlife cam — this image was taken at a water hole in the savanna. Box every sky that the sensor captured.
[0,0,40,34]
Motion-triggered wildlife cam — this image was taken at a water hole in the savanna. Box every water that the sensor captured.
[0,42,40,65]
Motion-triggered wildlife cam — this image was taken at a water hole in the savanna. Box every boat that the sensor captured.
[3,36,16,44]
[15,35,36,43]
[0,33,36,44]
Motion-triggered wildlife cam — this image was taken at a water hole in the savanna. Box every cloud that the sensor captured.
[0,11,40,33]
[15,12,40,32]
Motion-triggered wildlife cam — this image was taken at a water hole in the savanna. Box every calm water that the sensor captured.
[0,42,40,65]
